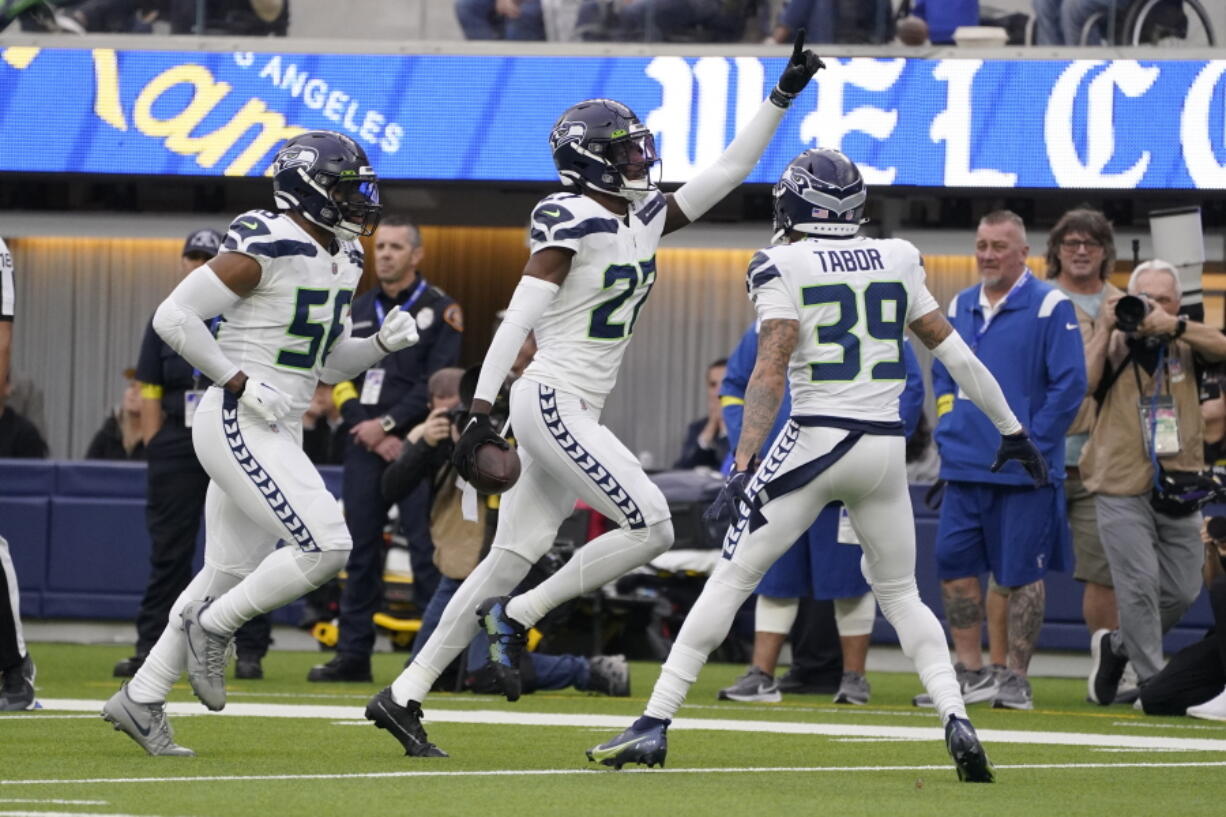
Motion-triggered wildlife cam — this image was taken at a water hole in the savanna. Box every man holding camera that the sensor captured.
[1083,260,1226,705]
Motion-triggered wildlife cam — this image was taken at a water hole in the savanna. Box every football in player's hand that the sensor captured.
[469,442,521,494]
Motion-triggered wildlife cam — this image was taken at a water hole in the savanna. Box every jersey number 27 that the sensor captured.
[801,281,907,382]
[589,258,657,340]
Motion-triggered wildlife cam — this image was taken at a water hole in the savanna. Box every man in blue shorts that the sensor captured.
[717,321,924,705]
[926,210,1085,710]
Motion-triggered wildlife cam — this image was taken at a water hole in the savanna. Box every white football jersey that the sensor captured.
[521,190,669,408]
[215,209,363,414]
[747,235,938,422]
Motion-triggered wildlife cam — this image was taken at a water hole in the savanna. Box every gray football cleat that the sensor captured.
[181,600,232,711]
[717,666,782,703]
[833,670,871,705]
[101,684,195,757]
[0,653,36,711]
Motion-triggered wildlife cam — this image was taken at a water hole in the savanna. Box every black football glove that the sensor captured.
[770,29,825,108]
[703,458,758,524]
[451,413,509,483]
[990,430,1049,486]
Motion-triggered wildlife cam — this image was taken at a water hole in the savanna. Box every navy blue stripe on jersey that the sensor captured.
[538,384,645,529]
[745,429,866,535]
[792,414,905,436]
[221,392,320,552]
[635,193,666,224]
[530,228,547,244]
[245,240,319,259]
[722,420,800,559]
[746,250,782,291]
[554,218,619,241]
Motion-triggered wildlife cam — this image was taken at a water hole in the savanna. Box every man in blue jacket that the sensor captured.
[928,210,1086,710]
[717,320,925,705]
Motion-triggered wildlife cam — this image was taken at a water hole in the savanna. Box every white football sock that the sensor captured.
[644,558,758,720]
[506,519,673,628]
[391,548,533,705]
[127,566,242,704]
[873,575,965,721]
[201,547,347,636]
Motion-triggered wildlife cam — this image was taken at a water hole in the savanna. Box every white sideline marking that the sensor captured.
[31,698,1226,753]
[5,762,1226,787]
[0,801,107,806]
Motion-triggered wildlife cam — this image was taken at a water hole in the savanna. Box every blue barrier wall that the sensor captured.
[0,459,1215,652]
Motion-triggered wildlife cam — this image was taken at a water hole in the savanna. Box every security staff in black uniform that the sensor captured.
[308,213,462,682]
[114,229,272,680]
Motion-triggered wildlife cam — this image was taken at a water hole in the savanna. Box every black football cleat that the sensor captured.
[945,714,995,783]
[365,687,448,758]
[476,596,527,702]
[587,718,669,770]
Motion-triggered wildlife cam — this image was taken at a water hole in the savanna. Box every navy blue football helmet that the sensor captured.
[772,148,866,242]
[272,131,381,241]
[550,99,659,201]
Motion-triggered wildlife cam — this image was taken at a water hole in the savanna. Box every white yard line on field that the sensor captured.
[26,698,1226,753]
[5,761,1226,788]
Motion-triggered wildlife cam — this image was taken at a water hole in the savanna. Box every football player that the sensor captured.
[102,131,420,756]
[587,148,1050,783]
[365,34,825,757]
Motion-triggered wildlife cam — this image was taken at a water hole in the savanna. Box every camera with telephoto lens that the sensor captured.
[446,406,468,427]
[1115,294,1153,333]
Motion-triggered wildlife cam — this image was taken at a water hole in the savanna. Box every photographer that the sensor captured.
[380,367,628,697]
[1082,260,1226,705]
[1137,515,1226,718]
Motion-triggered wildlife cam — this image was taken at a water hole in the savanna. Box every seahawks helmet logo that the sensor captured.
[550,120,587,151]
[274,146,319,173]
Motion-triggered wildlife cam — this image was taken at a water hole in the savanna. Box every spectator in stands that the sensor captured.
[0,379,48,458]
[51,1,159,33]
[717,322,925,705]
[1045,209,1125,648]
[1083,260,1226,704]
[1032,0,1118,45]
[455,0,545,40]
[912,0,978,45]
[1138,515,1226,718]
[167,0,288,35]
[0,233,38,711]
[674,358,728,470]
[929,210,1085,710]
[301,382,344,466]
[308,214,461,683]
[114,228,271,682]
[86,368,147,461]
[768,0,893,45]
[381,367,629,697]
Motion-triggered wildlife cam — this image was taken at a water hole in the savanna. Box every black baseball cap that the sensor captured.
[183,228,224,259]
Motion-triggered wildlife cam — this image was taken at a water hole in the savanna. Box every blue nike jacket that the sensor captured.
[932,272,1087,486]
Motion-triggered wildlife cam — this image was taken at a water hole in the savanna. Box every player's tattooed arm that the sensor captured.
[908,307,953,350]
[735,318,797,470]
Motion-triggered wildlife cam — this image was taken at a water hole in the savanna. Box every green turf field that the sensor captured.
[3,643,1226,817]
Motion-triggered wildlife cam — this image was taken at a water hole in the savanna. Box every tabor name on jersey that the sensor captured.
[809,247,885,274]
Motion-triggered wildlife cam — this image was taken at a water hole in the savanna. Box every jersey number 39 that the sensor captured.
[801,281,907,382]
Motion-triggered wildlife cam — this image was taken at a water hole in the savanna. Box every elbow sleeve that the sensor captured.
[931,332,1023,436]
[473,276,559,405]
[672,97,786,221]
[152,264,242,387]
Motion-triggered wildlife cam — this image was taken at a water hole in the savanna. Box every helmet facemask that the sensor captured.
[604,128,660,202]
